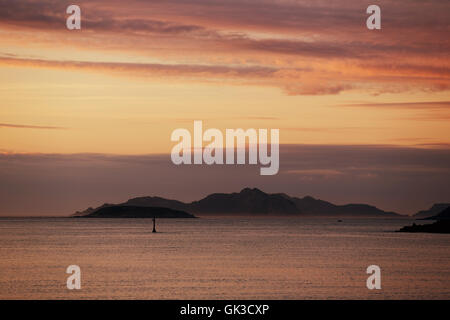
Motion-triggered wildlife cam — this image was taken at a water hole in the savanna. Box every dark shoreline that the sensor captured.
[397,220,450,234]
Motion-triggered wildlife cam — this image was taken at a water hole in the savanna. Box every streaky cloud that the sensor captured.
[0,123,67,130]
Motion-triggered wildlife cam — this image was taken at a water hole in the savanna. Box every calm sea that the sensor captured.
[0,217,449,299]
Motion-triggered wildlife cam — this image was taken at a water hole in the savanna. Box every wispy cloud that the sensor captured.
[0,56,278,77]
[1,53,448,95]
[0,123,66,130]
[282,127,365,133]
[341,101,450,109]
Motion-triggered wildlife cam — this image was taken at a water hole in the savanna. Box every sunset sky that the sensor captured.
[0,0,449,215]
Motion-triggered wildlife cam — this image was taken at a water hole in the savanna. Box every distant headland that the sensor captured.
[398,207,450,234]
[413,203,450,219]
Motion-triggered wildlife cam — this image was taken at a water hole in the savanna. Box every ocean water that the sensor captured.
[0,217,449,299]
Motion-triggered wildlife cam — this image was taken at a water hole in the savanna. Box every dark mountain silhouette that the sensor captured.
[397,220,450,234]
[73,187,400,218]
[278,194,399,217]
[188,188,299,215]
[414,203,450,219]
[75,205,195,218]
[426,206,450,220]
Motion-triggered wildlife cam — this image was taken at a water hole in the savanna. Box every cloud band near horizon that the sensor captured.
[0,144,449,216]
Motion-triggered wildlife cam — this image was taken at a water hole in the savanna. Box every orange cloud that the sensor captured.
[0,0,448,97]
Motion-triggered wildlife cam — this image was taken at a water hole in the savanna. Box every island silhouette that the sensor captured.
[73,187,402,218]
[75,205,196,219]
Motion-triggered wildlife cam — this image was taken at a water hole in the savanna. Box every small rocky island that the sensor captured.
[73,205,196,218]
